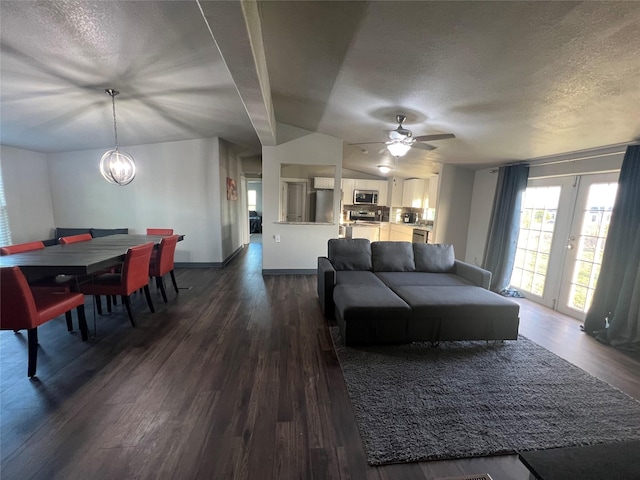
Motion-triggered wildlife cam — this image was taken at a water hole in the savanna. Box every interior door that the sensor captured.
[283,182,306,222]
[556,173,619,320]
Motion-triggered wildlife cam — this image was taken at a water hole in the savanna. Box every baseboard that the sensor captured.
[174,245,245,269]
[262,269,317,275]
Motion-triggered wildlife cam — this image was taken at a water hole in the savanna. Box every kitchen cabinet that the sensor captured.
[389,176,404,207]
[402,179,426,208]
[379,222,390,241]
[342,178,387,206]
[389,223,414,242]
[314,177,334,189]
[348,224,380,242]
[376,180,388,207]
[341,178,356,204]
[354,179,378,190]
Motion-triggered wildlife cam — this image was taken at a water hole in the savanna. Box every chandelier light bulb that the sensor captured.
[100,89,136,186]
[386,141,411,157]
[377,165,392,174]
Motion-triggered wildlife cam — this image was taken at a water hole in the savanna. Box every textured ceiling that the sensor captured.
[1,1,639,178]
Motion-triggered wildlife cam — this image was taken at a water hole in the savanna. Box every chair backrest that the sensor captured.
[0,241,45,256]
[0,267,38,330]
[59,233,93,245]
[150,235,179,277]
[146,228,174,236]
[121,242,155,293]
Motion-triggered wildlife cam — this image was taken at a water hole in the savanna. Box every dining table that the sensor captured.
[0,234,184,281]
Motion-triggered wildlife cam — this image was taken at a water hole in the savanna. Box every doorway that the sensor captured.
[281,181,307,222]
[510,173,619,321]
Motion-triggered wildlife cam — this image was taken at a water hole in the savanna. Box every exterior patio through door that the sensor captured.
[510,173,619,321]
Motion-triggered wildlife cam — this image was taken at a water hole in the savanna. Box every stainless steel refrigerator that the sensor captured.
[310,190,334,222]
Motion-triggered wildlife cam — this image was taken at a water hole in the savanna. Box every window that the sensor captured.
[510,186,561,296]
[0,163,12,246]
[248,189,257,211]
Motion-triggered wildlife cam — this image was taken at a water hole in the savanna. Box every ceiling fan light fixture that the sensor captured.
[100,89,136,186]
[386,141,411,157]
[377,165,392,174]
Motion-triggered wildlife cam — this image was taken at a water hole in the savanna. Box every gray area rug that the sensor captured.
[329,328,640,466]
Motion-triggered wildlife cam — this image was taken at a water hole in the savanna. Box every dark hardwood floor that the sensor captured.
[2,242,639,479]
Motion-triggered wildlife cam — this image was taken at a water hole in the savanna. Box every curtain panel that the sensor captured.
[482,164,529,293]
[584,145,640,350]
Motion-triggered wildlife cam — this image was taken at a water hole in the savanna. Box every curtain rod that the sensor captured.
[490,146,632,173]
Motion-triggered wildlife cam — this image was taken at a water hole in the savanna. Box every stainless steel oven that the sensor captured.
[353,190,378,205]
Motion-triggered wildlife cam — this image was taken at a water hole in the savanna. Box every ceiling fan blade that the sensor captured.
[349,142,386,146]
[412,142,437,151]
[413,133,456,142]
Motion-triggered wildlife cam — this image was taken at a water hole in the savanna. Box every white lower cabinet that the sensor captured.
[349,225,380,242]
[389,224,414,242]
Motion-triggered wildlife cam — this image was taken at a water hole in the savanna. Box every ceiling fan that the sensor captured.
[352,114,455,157]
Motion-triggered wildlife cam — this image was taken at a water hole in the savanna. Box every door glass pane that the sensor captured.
[566,183,618,313]
[510,186,561,296]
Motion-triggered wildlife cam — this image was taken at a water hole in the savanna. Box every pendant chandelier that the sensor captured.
[99,89,136,186]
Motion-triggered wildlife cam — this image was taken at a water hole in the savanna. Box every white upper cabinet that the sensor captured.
[314,177,334,189]
[341,178,356,204]
[342,178,387,205]
[402,178,426,208]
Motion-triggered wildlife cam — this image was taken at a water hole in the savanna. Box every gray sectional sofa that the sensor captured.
[317,239,520,345]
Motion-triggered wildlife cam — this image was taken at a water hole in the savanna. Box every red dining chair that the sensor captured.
[0,241,46,255]
[78,243,155,327]
[0,240,77,331]
[148,235,179,303]
[146,228,173,236]
[1,266,88,377]
[59,233,93,244]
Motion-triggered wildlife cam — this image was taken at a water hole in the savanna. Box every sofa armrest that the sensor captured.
[318,256,337,317]
[453,260,492,289]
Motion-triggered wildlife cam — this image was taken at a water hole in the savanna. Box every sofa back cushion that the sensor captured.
[328,238,372,271]
[371,241,415,272]
[413,243,455,272]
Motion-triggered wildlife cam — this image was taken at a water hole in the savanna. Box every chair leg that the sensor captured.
[95,295,103,315]
[143,285,155,313]
[156,276,168,303]
[169,270,179,294]
[27,328,38,377]
[122,296,136,327]
[112,295,118,306]
[65,311,73,331]
[77,305,88,341]
[106,294,112,313]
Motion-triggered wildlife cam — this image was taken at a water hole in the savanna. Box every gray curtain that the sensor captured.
[482,164,529,293]
[583,145,640,350]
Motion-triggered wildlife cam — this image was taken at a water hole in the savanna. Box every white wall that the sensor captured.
[262,132,342,272]
[1,145,56,243]
[434,164,475,258]
[464,168,498,265]
[46,137,243,264]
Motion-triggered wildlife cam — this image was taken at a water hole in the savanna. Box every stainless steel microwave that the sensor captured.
[353,189,378,205]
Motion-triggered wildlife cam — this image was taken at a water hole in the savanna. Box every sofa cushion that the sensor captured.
[376,271,473,287]
[337,270,388,287]
[328,238,372,271]
[392,286,519,319]
[91,228,129,238]
[334,285,411,344]
[413,243,455,272]
[55,227,92,239]
[371,241,415,272]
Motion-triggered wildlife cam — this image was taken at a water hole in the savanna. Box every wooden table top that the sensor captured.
[0,234,184,277]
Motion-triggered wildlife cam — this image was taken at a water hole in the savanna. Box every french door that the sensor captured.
[510,173,619,321]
